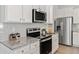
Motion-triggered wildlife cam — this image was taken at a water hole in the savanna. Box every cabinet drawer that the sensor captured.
[30,41,39,49]
[30,41,39,54]
[30,48,39,54]
[14,45,30,54]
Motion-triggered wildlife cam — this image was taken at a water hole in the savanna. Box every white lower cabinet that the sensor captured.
[52,33,59,53]
[73,32,79,47]
[13,41,39,54]
[30,41,39,54]
[13,45,30,54]
[0,40,39,54]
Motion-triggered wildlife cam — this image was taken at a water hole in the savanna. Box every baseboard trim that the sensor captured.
[59,43,73,47]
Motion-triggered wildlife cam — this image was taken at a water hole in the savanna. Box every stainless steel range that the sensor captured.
[26,28,52,54]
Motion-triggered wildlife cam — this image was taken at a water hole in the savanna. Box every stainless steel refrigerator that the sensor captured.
[54,17,73,46]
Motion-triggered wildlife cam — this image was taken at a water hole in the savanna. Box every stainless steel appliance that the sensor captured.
[40,35,52,54]
[54,17,73,46]
[32,9,47,23]
[26,28,52,54]
[27,28,40,38]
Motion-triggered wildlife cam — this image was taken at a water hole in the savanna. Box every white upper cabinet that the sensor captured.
[0,6,5,22]
[32,5,46,11]
[53,6,79,24]
[46,6,53,24]
[1,5,33,23]
[64,7,73,17]
[22,5,32,23]
[5,5,22,22]
[53,7,64,19]
[73,32,79,47]
[39,5,46,11]
[0,5,33,23]
[46,6,50,23]
[53,6,74,19]
[73,8,79,23]
[32,5,39,9]
[0,5,54,23]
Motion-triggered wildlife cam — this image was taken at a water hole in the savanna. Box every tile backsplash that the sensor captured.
[0,23,53,41]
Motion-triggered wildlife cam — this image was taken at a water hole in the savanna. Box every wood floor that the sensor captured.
[55,45,79,54]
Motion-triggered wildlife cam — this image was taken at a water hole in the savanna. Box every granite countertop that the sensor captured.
[0,37,40,50]
[0,32,57,50]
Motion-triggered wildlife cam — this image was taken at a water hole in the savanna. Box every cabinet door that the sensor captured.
[40,5,46,11]
[46,6,50,23]
[14,45,30,54]
[23,5,32,23]
[30,41,39,54]
[73,8,79,23]
[22,45,30,54]
[46,6,53,24]
[5,5,22,22]
[53,8,65,19]
[0,6,5,22]
[49,6,53,24]
[64,7,73,17]
[54,34,59,46]
[52,36,56,53]
[32,5,39,9]
[53,7,73,19]
[52,33,59,53]
[73,32,79,47]
[32,5,46,11]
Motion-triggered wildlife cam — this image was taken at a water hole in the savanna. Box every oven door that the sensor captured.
[40,38,52,54]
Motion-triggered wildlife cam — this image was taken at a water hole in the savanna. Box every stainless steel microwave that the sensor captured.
[32,9,47,23]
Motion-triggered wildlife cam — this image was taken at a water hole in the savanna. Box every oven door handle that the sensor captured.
[41,37,52,42]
